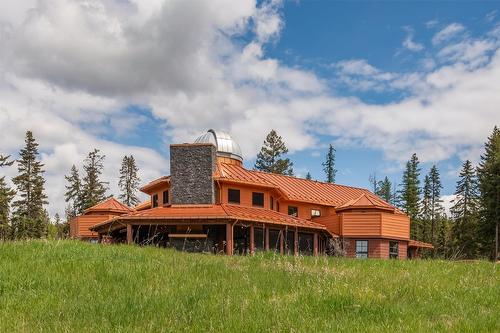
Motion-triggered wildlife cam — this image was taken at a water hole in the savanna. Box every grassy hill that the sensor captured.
[0,241,498,332]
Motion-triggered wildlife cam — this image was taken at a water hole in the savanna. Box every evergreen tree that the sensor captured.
[322,144,337,183]
[451,160,480,258]
[81,149,108,210]
[420,174,432,242]
[429,165,444,246]
[399,153,421,239]
[118,155,140,207]
[436,216,453,258]
[53,213,69,239]
[375,176,392,203]
[477,126,500,259]
[305,172,312,180]
[65,165,84,216]
[0,155,15,240]
[11,131,48,239]
[369,173,378,193]
[254,130,294,175]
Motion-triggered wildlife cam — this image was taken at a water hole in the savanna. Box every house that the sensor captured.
[75,129,432,258]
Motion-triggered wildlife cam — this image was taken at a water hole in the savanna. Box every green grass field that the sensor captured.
[0,241,498,332]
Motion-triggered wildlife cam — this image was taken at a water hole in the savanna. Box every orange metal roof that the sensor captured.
[84,197,131,214]
[133,200,151,211]
[335,193,394,211]
[90,204,328,232]
[408,240,435,249]
[140,176,170,193]
[217,163,385,207]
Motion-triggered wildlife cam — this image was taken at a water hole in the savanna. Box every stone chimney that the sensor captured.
[170,143,216,205]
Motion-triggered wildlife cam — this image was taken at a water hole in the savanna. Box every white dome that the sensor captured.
[194,129,243,162]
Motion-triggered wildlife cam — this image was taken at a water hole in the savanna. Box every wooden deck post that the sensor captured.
[279,229,284,254]
[226,223,234,255]
[249,224,255,255]
[264,225,269,251]
[313,232,318,256]
[126,224,133,245]
[294,228,299,256]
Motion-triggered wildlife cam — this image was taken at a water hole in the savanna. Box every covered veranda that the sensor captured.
[89,204,331,256]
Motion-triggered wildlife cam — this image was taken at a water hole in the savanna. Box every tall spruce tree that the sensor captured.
[0,155,15,240]
[118,155,140,207]
[65,165,84,216]
[81,149,108,210]
[254,130,294,175]
[477,126,500,259]
[399,153,421,239]
[305,172,312,180]
[429,165,444,245]
[369,173,378,193]
[376,177,392,203]
[420,174,432,242]
[322,144,337,183]
[450,160,480,258]
[11,131,48,239]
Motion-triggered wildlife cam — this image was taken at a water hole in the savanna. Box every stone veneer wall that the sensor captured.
[170,143,216,205]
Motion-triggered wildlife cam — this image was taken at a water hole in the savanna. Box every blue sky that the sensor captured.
[0,0,499,215]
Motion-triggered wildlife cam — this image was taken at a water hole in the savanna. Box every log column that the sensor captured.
[226,223,234,255]
[264,225,269,251]
[126,224,133,245]
[249,224,255,255]
[279,229,284,254]
[313,232,319,256]
[294,228,299,256]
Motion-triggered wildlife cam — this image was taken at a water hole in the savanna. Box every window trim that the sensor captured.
[389,241,399,259]
[228,188,241,204]
[355,240,368,259]
[152,194,159,208]
[252,192,264,207]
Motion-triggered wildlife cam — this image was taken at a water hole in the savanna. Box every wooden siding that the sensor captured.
[312,214,340,234]
[71,215,114,238]
[341,212,381,236]
[380,213,410,239]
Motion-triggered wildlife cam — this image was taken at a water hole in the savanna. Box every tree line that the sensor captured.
[0,131,142,240]
[254,127,500,260]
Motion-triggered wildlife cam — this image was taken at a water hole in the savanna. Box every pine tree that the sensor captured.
[53,212,69,239]
[322,144,337,183]
[118,155,140,207]
[369,173,378,193]
[429,165,444,246]
[375,176,392,202]
[254,130,293,175]
[399,153,421,239]
[450,160,480,258]
[11,131,48,239]
[477,126,500,259]
[420,174,432,242]
[0,155,15,240]
[305,172,312,180]
[81,149,108,210]
[436,216,453,258]
[65,165,84,216]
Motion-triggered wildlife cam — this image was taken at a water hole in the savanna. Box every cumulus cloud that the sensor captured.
[0,1,499,216]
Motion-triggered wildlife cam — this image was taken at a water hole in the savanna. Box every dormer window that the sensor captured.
[288,206,298,217]
[163,190,169,205]
[152,194,158,208]
[252,192,264,207]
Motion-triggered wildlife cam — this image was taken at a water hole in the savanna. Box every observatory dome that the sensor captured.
[194,129,243,162]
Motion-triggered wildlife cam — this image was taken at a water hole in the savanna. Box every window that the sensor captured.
[228,189,240,204]
[152,194,158,208]
[277,201,280,212]
[162,190,169,205]
[270,196,274,210]
[252,192,264,207]
[311,209,321,217]
[288,206,298,217]
[355,240,368,259]
[389,241,399,259]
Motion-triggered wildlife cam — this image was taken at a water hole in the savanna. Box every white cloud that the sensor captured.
[402,27,424,52]
[432,23,465,45]
[0,1,499,216]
